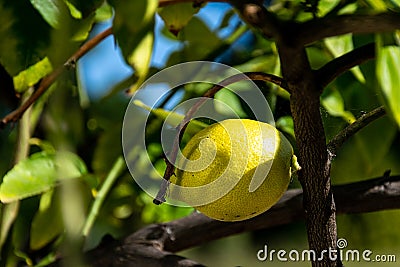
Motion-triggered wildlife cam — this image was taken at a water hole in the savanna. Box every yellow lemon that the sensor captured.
[170,119,299,221]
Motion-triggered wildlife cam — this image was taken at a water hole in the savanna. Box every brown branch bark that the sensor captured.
[86,175,400,266]
[0,27,113,128]
[230,0,283,39]
[316,43,376,90]
[280,46,337,267]
[297,13,400,46]
[232,1,339,266]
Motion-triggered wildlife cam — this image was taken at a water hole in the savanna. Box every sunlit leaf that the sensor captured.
[376,43,400,128]
[65,0,104,18]
[133,100,208,135]
[13,57,53,93]
[94,1,113,22]
[158,2,202,36]
[29,0,70,29]
[325,34,366,84]
[0,152,87,203]
[364,0,388,11]
[109,0,157,94]
[127,31,154,94]
[318,0,340,16]
[321,88,356,123]
[64,0,82,19]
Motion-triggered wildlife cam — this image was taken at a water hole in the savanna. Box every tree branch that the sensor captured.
[229,0,283,39]
[87,174,400,266]
[297,13,400,46]
[316,43,375,90]
[327,106,386,156]
[0,27,113,128]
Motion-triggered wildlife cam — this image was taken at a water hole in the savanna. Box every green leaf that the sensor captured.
[65,0,104,18]
[30,190,63,250]
[158,2,202,36]
[276,116,295,139]
[13,57,53,93]
[364,0,388,11]
[133,100,208,135]
[94,1,113,22]
[0,1,51,75]
[331,116,397,181]
[0,152,87,203]
[325,34,366,84]
[376,43,400,128]
[318,0,340,16]
[29,0,71,29]
[166,17,222,65]
[109,0,157,94]
[126,31,154,94]
[30,0,96,41]
[321,88,356,123]
[214,88,247,118]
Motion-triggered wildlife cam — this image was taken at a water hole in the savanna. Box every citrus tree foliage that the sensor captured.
[0,0,399,266]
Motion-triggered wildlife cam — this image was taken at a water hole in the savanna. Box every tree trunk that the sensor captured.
[278,43,339,267]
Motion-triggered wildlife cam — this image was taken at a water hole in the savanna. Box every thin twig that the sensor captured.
[0,27,113,128]
[82,156,126,237]
[316,43,375,90]
[153,71,286,204]
[327,106,386,155]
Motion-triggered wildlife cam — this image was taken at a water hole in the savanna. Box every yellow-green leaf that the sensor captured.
[133,100,208,135]
[109,0,157,94]
[127,31,154,94]
[29,0,70,29]
[158,3,202,36]
[376,44,400,128]
[321,88,356,123]
[325,34,366,84]
[0,152,87,203]
[13,57,53,93]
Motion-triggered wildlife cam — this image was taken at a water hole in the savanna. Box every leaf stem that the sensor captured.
[82,156,126,237]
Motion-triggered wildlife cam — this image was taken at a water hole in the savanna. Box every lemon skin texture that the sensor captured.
[171,119,296,222]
